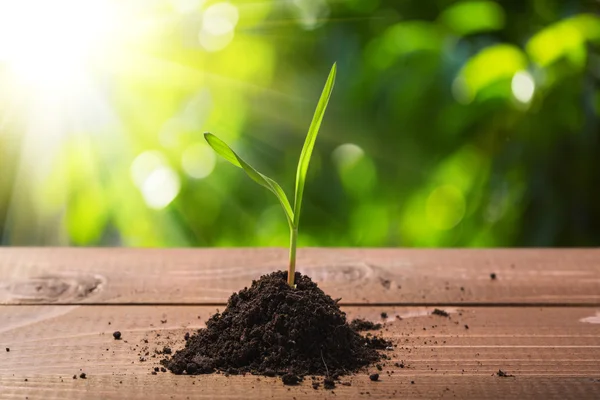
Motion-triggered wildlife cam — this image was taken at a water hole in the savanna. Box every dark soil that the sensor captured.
[281,373,302,385]
[432,309,449,317]
[349,319,382,332]
[162,271,389,378]
[496,369,514,377]
[113,331,121,340]
[323,377,336,389]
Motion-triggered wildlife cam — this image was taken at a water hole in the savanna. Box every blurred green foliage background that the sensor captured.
[0,0,599,247]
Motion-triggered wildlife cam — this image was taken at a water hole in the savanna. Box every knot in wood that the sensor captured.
[2,273,105,303]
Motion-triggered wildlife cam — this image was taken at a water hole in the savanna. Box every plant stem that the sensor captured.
[288,227,298,287]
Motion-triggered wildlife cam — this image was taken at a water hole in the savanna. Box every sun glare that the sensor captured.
[0,0,119,90]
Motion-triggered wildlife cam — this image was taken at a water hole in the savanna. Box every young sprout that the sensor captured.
[204,63,337,287]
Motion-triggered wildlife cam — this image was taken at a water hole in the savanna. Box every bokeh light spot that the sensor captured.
[182,143,216,179]
[332,143,364,170]
[292,0,330,30]
[332,143,376,197]
[130,151,168,188]
[131,151,181,209]
[425,185,466,230]
[511,71,535,104]
[199,2,239,52]
[141,167,181,210]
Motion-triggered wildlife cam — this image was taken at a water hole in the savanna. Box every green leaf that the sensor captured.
[293,63,337,227]
[204,132,294,227]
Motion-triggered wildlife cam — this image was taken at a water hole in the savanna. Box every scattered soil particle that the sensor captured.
[163,271,389,378]
[365,336,391,349]
[369,373,379,381]
[496,369,514,378]
[24,378,28,382]
[464,324,469,329]
[324,377,336,389]
[184,332,190,341]
[380,312,388,319]
[490,273,497,280]
[376,364,382,371]
[79,373,87,379]
[162,347,172,355]
[394,362,405,368]
[432,309,449,317]
[281,373,301,385]
[5,348,8,352]
[72,375,77,379]
[113,331,122,340]
[312,382,320,390]
[379,278,391,289]
[411,380,415,384]
[350,319,382,332]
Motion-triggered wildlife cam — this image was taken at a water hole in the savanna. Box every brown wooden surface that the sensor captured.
[1,249,600,399]
[1,248,599,305]
[2,305,600,399]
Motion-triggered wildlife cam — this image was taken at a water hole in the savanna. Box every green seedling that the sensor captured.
[204,63,336,287]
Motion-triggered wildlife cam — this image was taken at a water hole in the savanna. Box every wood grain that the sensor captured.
[1,248,599,305]
[2,305,600,399]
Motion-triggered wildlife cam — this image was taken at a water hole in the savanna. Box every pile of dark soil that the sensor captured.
[162,271,389,378]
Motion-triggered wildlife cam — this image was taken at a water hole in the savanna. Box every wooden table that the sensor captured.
[1,248,599,399]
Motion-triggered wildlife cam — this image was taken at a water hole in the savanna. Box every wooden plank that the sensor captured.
[2,375,599,400]
[0,248,599,305]
[2,305,600,399]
